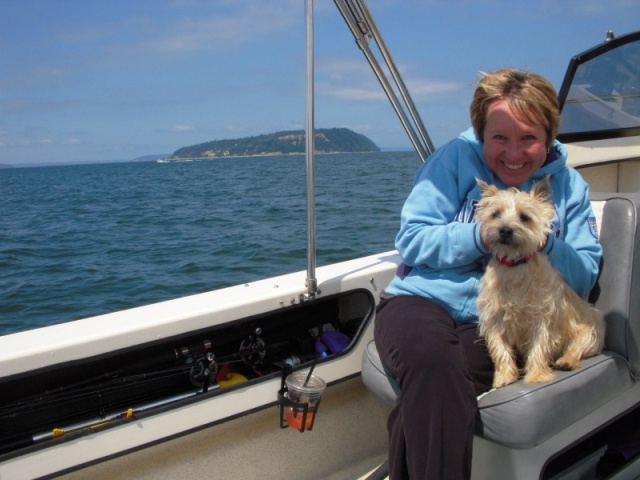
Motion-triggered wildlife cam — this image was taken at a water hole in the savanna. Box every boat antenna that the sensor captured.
[334,0,435,162]
[304,0,318,301]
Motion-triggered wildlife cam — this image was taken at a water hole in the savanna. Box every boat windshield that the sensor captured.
[558,30,640,143]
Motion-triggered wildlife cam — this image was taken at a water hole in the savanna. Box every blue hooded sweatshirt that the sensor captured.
[384,128,602,324]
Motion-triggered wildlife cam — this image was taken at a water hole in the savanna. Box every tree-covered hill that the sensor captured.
[171,128,379,159]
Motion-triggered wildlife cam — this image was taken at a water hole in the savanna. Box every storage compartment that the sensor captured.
[0,288,374,456]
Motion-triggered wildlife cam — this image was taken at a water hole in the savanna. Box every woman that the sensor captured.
[374,68,602,479]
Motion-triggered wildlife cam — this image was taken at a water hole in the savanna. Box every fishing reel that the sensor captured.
[188,352,219,391]
[239,328,267,367]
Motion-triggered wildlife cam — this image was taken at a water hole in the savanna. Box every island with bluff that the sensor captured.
[169,128,379,160]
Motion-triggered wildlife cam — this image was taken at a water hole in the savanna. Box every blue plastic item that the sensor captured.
[315,331,351,356]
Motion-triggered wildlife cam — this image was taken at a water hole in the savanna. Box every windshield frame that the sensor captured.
[557,30,640,144]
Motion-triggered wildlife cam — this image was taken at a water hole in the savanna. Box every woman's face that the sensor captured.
[482,99,548,187]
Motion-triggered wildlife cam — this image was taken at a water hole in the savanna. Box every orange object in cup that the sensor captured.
[286,408,315,431]
[284,371,326,431]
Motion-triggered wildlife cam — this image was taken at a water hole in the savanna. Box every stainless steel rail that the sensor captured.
[305,0,434,299]
[334,0,435,162]
[305,0,318,300]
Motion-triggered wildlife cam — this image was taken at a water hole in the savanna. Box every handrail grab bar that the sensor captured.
[334,0,435,162]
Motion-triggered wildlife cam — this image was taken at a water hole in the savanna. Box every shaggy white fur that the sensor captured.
[476,177,605,388]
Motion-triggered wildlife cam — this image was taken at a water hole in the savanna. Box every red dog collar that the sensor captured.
[495,253,534,267]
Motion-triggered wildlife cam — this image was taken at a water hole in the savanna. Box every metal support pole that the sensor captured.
[334,0,435,161]
[305,0,318,300]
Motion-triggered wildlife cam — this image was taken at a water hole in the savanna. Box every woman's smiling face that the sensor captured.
[482,98,549,187]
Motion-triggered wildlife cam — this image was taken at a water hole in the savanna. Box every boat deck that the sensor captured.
[57,376,390,480]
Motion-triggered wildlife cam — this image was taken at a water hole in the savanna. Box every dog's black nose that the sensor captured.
[499,227,513,242]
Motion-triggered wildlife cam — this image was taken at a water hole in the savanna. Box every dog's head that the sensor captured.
[475,176,555,262]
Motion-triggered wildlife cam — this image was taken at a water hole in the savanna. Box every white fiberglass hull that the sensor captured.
[0,251,400,480]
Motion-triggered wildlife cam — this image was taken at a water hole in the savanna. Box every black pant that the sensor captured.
[374,295,494,480]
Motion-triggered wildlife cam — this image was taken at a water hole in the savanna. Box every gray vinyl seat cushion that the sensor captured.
[362,341,634,448]
[476,352,633,447]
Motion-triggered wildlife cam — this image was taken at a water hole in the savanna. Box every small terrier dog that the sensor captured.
[476,177,605,388]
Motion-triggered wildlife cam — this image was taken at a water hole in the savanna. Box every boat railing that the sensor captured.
[334,0,435,162]
[303,0,435,301]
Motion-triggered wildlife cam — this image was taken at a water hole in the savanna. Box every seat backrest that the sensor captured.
[591,193,640,377]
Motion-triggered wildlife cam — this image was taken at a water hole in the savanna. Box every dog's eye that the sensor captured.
[520,213,532,222]
[491,210,501,219]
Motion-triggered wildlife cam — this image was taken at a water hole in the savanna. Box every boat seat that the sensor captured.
[361,192,640,479]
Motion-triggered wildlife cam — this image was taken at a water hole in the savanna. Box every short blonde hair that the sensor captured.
[470,68,560,148]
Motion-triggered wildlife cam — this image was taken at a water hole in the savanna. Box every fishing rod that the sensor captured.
[0,387,210,455]
[0,336,299,421]
[21,338,315,450]
[0,318,329,456]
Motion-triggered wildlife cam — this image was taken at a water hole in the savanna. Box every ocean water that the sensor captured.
[0,152,420,335]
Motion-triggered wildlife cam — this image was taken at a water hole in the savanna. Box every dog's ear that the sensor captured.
[476,177,499,197]
[531,175,552,200]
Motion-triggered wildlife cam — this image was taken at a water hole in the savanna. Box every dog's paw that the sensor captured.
[553,361,576,371]
[524,369,555,384]
[554,355,580,371]
[492,370,519,389]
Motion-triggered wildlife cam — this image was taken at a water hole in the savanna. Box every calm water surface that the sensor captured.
[0,152,420,335]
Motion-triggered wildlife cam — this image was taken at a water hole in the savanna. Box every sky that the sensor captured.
[1,0,639,166]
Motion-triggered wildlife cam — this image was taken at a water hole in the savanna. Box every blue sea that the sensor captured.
[0,152,420,335]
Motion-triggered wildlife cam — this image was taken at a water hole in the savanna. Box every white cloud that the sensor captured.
[320,85,388,101]
[319,77,461,102]
[171,125,195,133]
[138,1,301,56]
[317,55,462,103]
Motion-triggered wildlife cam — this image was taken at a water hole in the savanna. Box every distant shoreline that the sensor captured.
[160,150,379,162]
[170,128,380,160]
[2,148,416,169]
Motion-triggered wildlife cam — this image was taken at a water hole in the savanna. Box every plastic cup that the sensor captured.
[285,371,326,431]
